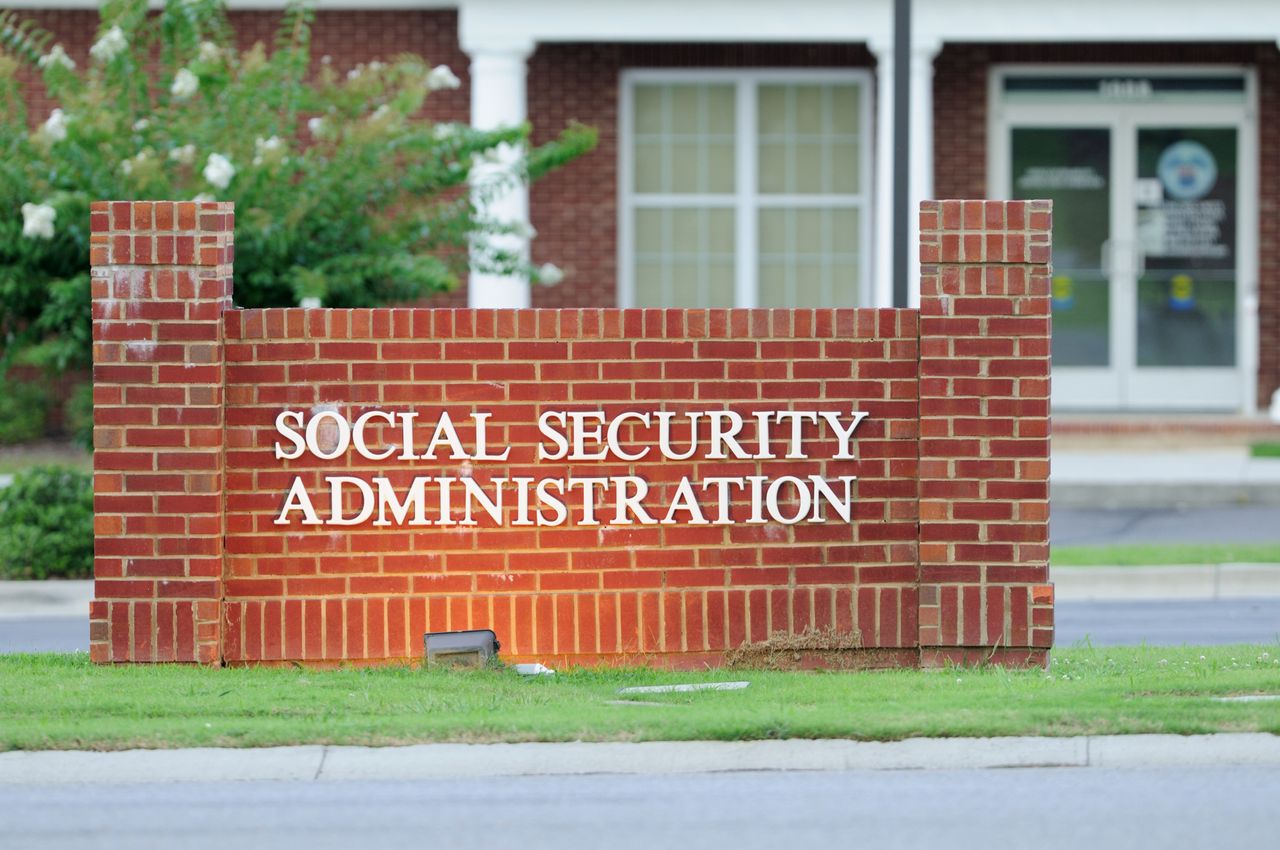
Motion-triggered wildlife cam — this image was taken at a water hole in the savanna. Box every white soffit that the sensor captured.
[916,0,1280,44]
[9,0,1277,49]
[459,0,894,54]
[1,1,459,9]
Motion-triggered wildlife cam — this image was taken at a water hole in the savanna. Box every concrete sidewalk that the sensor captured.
[1053,564,1280,601]
[1052,449,1280,507]
[0,581,91,620]
[2,734,1279,784]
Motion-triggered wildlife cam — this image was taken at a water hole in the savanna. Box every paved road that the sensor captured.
[0,616,88,654]
[3,599,1280,654]
[1051,504,1280,546]
[1055,598,1280,646]
[1,765,1275,850]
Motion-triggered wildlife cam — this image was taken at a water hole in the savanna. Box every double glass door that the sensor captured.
[994,74,1253,411]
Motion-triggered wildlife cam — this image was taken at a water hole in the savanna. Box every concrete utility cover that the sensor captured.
[617,682,751,695]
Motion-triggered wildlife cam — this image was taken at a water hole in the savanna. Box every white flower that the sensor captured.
[536,263,564,286]
[203,153,235,190]
[89,25,128,64]
[367,61,385,73]
[171,68,199,100]
[320,55,332,66]
[370,104,391,122]
[37,44,75,71]
[132,118,150,132]
[41,109,67,142]
[425,64,461,91]
[197,41,221,64]
[307,117,326,137]
[120,149,152,177]
[169,143,197,165]
[192,193,215,203]
[252,136,284,166]
[346,64,364,80]
[21,203,56,240]
[432,122,461,141]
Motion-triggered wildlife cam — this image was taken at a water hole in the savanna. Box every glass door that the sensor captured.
[994,71,1253,411]
[1128,124,1241,407]
[1008,125,1121,407]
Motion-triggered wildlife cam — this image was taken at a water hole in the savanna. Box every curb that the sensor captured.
[3,734,1279,784]
[1051,482,1280,509]
[1053,564,1280,601]
[1050,450,1280,509]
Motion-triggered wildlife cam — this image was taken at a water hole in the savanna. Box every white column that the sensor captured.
[467,46,533,308]
[907,41,940,309]
[869,41,895,309]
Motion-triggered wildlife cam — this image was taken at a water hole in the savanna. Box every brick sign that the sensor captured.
[89,199,1054,668]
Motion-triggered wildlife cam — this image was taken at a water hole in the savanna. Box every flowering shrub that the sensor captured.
[0,0,595,373]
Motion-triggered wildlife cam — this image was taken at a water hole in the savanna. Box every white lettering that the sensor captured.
[274,411,307,460]
[353,410,395,461]
[274,476,320,524]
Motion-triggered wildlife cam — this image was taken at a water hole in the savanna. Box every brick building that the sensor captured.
[14,0,1280,415]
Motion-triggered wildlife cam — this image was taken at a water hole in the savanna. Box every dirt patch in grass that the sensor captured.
[723,627,895,670]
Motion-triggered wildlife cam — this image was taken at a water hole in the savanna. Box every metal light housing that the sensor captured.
[423,629,500,668]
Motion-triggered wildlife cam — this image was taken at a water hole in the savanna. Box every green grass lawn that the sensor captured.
[1052,543,1280,566]
[1250,441,1280,459]
[1,645,1277,751]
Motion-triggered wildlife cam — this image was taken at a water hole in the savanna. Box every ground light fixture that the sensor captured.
[423,629,501,668]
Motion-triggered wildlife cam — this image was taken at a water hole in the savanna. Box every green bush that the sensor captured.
[64,380,93,450]
[0,465,93,579]
[0,378,49,445]
[0,0,595,374]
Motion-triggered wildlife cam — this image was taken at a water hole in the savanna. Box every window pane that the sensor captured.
[633,83,736,194]
[1135,127,1238,367]
[635,208,735,307]
[1011,127,1111,367]
[757,207,860,307]
[757,83,861,195]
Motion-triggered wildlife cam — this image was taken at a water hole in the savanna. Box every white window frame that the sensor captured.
[618,68,874,309]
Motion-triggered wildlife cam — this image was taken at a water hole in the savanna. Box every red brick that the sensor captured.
[93,181,1049,669]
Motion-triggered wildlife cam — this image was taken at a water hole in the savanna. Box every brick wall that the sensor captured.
[934,41,1280,407]
[917,200,1054,664]
[89,200,233,663]
[220,306,921,667]
[90,199,1052,668]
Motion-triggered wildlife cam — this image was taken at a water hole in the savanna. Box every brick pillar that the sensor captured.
[916,200,1054,666]
[89,201,232,664]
